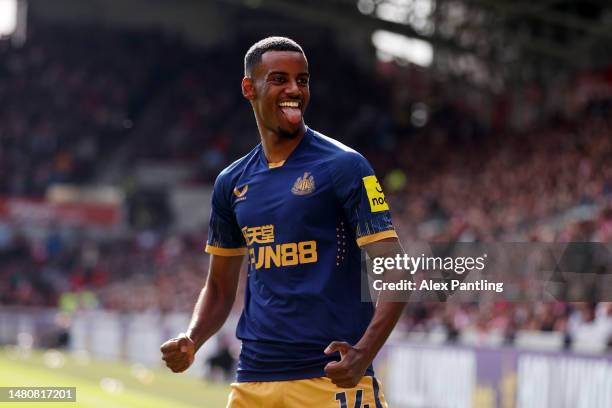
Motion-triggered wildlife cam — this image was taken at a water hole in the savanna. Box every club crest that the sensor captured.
[291,172,315,196]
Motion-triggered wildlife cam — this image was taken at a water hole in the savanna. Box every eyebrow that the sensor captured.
[266,71,309,77]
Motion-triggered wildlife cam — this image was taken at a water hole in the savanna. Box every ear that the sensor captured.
[242,77,256,100]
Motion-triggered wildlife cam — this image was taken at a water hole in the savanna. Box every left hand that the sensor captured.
[323,341,371,388]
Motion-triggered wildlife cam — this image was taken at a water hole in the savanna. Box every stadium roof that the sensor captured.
[217,0,612,87]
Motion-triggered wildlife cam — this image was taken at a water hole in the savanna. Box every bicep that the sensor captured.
[206,254,245,302]
[363,237,403,259]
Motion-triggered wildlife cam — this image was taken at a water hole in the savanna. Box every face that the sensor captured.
[243,51,310,139]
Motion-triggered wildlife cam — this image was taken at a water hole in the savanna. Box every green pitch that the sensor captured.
[0,347,230,407]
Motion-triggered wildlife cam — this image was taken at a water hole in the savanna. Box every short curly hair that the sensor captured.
[244,36,305,77]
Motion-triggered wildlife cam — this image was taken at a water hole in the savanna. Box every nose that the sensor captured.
[285,79,300,96]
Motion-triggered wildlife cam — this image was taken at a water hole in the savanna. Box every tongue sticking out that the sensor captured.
[280,107,302,125]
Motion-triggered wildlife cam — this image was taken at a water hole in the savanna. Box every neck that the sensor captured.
[258,122,307,163]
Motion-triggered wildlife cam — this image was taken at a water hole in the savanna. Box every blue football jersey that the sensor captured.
[205,127,397,382]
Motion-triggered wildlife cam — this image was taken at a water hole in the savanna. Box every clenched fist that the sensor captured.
[323,341,371,388]
[160,333,195,373]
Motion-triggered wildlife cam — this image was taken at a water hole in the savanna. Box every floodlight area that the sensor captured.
[372,29,433,67]
[358,0,435,35]
[0,0,17,36]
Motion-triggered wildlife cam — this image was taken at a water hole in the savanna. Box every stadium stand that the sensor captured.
[0,19,610,352]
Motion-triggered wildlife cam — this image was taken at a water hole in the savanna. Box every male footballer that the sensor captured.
[161,37,405,407]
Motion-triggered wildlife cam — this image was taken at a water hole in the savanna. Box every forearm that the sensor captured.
[324,276,405,388]
[186,278,235,351]
[355,300,405,362]
[357,238,407,362]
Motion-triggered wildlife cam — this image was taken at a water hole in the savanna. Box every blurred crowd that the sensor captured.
[0,21,611,349]
[398,301,612,349]
[0,24,183,195]
[0,228,215,314]
[385,113,612,241]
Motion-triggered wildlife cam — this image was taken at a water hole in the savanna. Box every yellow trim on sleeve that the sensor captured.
[205,244,247,256]
[356,229,398,247]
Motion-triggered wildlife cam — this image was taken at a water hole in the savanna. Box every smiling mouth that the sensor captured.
[278,100,302,125]
[278,100,301,108]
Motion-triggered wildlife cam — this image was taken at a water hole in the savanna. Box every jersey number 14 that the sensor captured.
[336,390,368,408]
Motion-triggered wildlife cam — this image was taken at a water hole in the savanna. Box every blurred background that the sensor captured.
[0,0,611,407]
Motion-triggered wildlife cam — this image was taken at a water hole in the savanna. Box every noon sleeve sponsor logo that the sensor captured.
[362,175,389,212]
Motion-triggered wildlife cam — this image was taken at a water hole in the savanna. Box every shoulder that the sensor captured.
[308,129,373,196]
[308,128,369,170]
[214,145,260,190]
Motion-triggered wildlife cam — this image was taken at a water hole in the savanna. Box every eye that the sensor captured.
[270,76,286,84]
[298,77,309,86]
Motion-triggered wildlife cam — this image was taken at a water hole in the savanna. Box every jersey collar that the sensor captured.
[260,126,313,169]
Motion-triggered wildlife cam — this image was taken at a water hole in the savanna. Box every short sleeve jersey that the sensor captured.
[206,127,397,382]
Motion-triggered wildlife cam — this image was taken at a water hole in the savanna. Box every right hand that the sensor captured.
[160,333,195,373]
